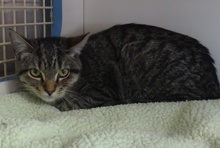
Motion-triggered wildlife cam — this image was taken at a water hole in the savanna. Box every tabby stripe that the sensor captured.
[120,27,127,44]
[18,69,29,76]
[105,34,118,58]
[70,69,80,74]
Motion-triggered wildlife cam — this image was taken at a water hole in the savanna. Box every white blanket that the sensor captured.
[0,92,220,148]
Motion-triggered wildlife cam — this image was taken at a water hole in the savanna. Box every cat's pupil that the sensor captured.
[58,68,69,78]
[30,68,41,77]
[33,69,38,74]
[62,69,66,73]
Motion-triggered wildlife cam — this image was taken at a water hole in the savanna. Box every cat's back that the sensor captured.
[83,23,208,63]
[77,24,220,105]
[90,23,198,43]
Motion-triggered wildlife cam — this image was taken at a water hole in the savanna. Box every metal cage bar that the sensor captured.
[0,0,53,80]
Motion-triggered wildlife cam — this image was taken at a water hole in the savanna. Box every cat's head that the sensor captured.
[9,29,89,103]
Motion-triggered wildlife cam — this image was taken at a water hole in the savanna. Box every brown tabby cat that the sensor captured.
[9,24,220,111]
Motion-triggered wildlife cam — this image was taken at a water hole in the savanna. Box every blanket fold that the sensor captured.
[0,92,220,148]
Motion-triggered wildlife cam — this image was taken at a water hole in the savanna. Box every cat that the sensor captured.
[9,23,220,111]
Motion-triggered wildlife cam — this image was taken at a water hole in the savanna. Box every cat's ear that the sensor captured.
[67,33,90,55]
[8,29,34,60]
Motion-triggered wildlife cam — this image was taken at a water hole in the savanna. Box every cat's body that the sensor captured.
[9,24,220,111]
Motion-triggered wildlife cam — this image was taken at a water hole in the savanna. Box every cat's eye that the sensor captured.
[29,68,41,78]
[58,68,70,78]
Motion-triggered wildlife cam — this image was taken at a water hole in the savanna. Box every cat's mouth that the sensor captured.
[33,89,64,103]
[40,94,59,103]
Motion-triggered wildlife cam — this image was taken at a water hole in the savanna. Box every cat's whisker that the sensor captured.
[61,97,73,106]
[65,90,87,101]
[59,95,81,110]
[14,84,27,92]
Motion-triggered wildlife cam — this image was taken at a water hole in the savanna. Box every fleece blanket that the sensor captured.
[0,92,220,148]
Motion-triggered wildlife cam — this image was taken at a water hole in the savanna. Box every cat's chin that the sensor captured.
[40,95,60,103]
[35,92,64,103]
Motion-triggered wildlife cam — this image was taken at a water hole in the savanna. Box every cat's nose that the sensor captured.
[42,80,57,96]
[46,90,55,96]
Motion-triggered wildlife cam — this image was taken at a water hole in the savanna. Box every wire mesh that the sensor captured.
[0,0,53,80]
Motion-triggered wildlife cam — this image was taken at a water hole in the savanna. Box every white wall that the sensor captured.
[61,0,84,36]
[63,0,220,78]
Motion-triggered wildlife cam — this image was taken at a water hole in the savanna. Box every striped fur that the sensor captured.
[10,24,220,111]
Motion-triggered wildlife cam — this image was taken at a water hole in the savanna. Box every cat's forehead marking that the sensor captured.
[40,43,47,68]
[38,42,59,69]
[50,45,58,69]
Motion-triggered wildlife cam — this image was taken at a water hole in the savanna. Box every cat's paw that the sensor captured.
[55,102,72,111]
